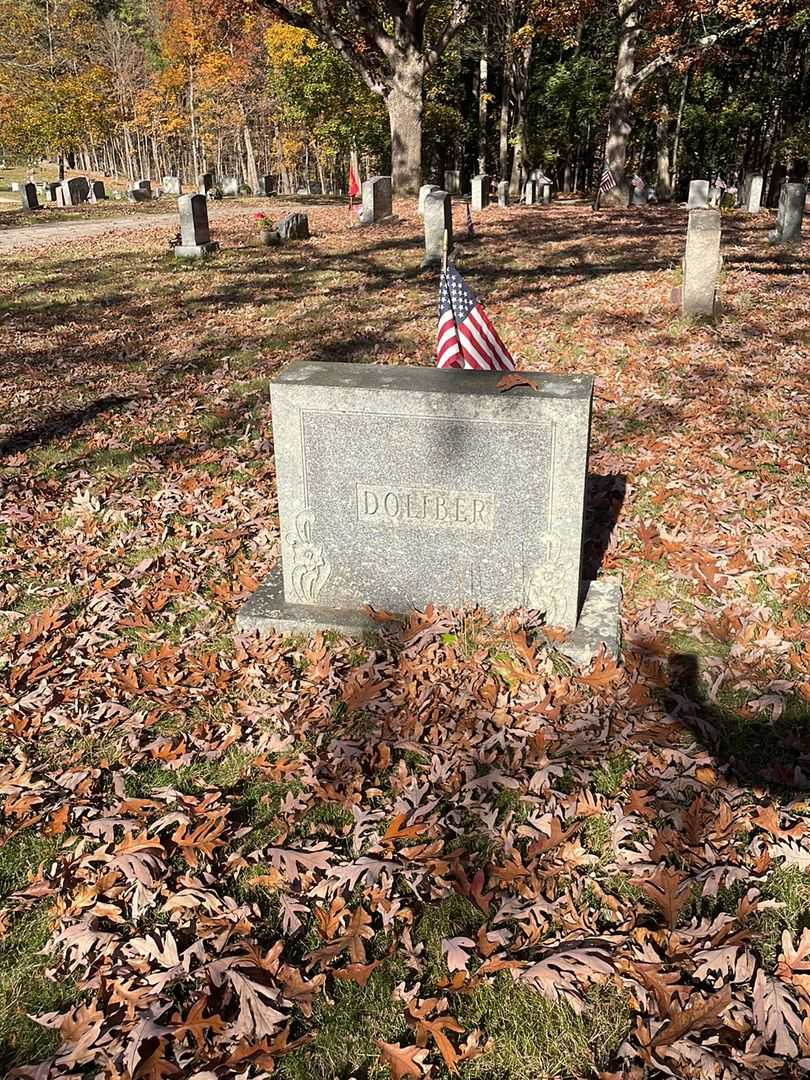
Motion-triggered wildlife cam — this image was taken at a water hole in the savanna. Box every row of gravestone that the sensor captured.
[198,173,276,198]
[19,176,107,211]
[688,175,806,244]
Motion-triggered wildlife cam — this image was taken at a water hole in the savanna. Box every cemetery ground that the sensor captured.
[1,197,809,1080]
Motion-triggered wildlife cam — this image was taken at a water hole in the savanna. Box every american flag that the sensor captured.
[436,265,514,371]
[599,167,617,193]
[465,200,474,237]
[632,173,645,191]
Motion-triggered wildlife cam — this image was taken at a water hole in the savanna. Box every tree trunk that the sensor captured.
[655,105,671,200]
[385,51,424,196]
[508,35,533,197]
[498,1,514,180]
[478,30,487,174]
[603,0,640,205]
[243,121,259,192]
[670,69,689,196]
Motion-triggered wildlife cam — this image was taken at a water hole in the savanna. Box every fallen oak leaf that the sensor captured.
[496,373,540,392]
[442,936,476,973]
[376,1039,429,1079]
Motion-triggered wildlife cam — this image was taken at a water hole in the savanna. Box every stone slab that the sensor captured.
[471,175,490,211]
[360,176,393,224]
[682,207,721,318]
[418,184,439,217]
[421,190,452,269]
[265,361,593,632]
[687,180,710,209]
[237,565,620,666]
[174,242,219,258]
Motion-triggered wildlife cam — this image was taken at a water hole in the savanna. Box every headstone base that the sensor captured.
[174,241,219,259]
[237,565,621,666]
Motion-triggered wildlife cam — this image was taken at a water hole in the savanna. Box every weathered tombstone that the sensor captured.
[127,188,151,203]
[523,179,538,205]
[60,178,85,205]
[89,180,106,201]
[444,170,460,194]
[631,184,648,206]
[418,183,439,217]
[359,175,393,224]
[421,190,452,270]
[681,207,721,318]
[471,175,490,212]
[10,181,19,191]
[198,172,214,194]
[277,212,310,240]
[162,176,181,195]
[687,180,710,209]
[708,185,722,208]
[541,182,552,204]
[221,176,240,197]
[20,183,39,211]
[744,173,763,213]
[136,179,152,194]
[237,362,620,666]
[769,182,806,244]
[498,180,509,207]
[258,174,276,196]
[174,193,219,258]
[44,182,60,202]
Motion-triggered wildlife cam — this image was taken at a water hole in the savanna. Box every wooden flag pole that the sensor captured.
[442,228,449,272]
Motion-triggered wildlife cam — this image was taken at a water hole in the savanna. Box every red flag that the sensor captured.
[348,165,360,198]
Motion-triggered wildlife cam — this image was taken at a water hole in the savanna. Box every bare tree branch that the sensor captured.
[425,1,469,72]
[630,17,763,91]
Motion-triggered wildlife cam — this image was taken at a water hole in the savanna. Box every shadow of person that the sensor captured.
[667,652,810,792]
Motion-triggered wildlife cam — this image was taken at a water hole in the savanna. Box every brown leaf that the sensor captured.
[376,1039,428,1079]
[496,373,539,392]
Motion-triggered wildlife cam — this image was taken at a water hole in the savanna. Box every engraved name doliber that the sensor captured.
[357,485,494,530]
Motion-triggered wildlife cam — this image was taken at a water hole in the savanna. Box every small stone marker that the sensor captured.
[237,362,621,665]
[498,180,509,207]
[743,173,763,213]
[10,181,19,191]
[471,175,490,211]
[162,176,181,195]
[444,170,460,194]
[359,176,393,224]
[418,184,439,217]
[221,176,240,197]
[769,182,805,244]
[44,182,60,202]
[277,212,310,240]
[59,178,86,205]
[90,180,106,201]
[687,180,710,209]
[258,175,275,196]
[199,172,214,194]
[631,184,648,207]
[421,190,452,270]
[136,179,152,193]
[523,179,538,205]
[20,183,39,210]
[127,187,151,203]
[682,207,721,318]
[174,193,219,258]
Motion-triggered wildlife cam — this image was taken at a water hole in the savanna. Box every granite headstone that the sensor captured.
[444,170,460,195]
[20,183,39,210]
[682,207,721,318]
[237,362,621,664]
[221,176,240,197]
[421,190,452,270]
[687,180,710,209]
[418,184,439,217]
[174,193,219,258]
[162,175,181,195]
[471,174,490,212]
[498,180,509,207]
[360,176,393,224]
[769,182,805,244]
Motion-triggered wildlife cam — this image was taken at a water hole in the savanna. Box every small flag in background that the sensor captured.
[348,165,360,199]
[465,200,474,237]
[436,265,514,371]
[632,173,646,191]
[599,167,617,193]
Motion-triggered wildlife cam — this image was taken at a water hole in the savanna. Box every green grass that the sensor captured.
[455,974,631,1080]
[125,745,256,796]
[277,959,408,1080]
[756,865,810,968]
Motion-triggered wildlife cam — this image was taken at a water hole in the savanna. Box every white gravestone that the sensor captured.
[360,176,393,224]
[682,207,721,318]
[687,180,710,209]
[421,190,452,270]
[418,184,439,217]
[471,175,490,211]
[174,193,219,258]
